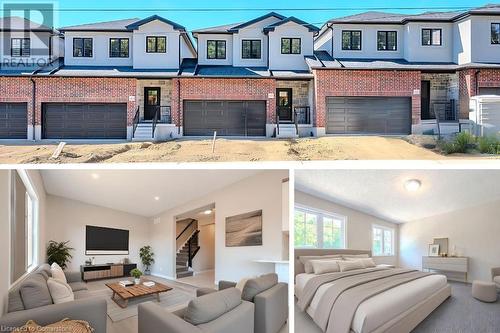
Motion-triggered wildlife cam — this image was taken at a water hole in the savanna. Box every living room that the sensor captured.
[0,169,289,333]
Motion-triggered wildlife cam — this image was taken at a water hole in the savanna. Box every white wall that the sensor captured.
[44,195,150,271]
[0,171,10,315]
[314,27,333,53]
[192,220,215,272]
[196,33,233,66]
[399,199,500,282]
[295,191,399,266]
[149,170,287,282]
[64,31,133,66]
[453,18,472,64]
[403,22,454,63]
[233,30,268,68]
[0,31,53,64]
[470,16,500,64]
[330,24,404,59]
[268,23,313,71]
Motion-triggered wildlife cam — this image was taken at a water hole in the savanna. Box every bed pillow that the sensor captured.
[299,255,343,273]
[338,260,365,272]
[342,254,370,260]
[311,259,341,274]
[47,278,74,304]
[50,263,67,283]
[344,257,377,268]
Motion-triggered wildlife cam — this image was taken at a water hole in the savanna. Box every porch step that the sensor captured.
[277,125,299,138]
[177,271,194,278]
[132,123,154,141]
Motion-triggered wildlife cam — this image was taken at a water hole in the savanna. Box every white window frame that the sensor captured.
[294,205,347,249]
[10,169,39,287]
[372,224,395,257]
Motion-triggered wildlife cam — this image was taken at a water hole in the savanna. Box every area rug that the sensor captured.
[86,287,194,322]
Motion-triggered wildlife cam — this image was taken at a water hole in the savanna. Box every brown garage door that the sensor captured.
[479,87,500,95]
[326,97,411,135]
[183,100,266,136]
[42,103,127,139]
[0,103,27,139]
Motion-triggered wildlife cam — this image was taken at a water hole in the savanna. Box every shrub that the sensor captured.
[453,132,475,153]
[478,136,500,154]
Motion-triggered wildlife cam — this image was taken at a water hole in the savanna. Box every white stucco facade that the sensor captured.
[268,22,314,71]
[0,31,62,65]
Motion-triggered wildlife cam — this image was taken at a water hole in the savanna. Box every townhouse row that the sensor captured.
[1,5,500,141]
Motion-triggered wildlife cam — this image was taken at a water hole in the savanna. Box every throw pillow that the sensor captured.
[47,278,74,304]
[337,260,365,272]
[299,255,343,274]
[310,259,341,274]
[50,263,67,283]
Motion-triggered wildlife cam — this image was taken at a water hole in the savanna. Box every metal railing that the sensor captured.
[176,219,200,269]
[425,99,458,121]
[152,107,160,138]
[132,106,140,136]
[293,106,311,124]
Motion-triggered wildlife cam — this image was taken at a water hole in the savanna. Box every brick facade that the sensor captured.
[172,78,277,127]
[0,77,33,124]
[33,77,137,125]
[313,69,422,128]
[459,69,500,119]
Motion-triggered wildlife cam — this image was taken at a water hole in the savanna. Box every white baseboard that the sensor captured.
[151,273,176,280]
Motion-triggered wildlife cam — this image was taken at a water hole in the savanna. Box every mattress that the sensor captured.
[298,270,447,333]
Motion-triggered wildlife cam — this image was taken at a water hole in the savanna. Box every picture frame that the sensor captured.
[225,210,263,247]
[429,244,440,256]
[433,238,449,255]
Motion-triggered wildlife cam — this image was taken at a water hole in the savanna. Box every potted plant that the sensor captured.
[130,268,143,284]
[139,246,155,275]
[46,241,74,269]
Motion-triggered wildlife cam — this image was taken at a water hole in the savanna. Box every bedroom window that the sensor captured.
[294,207,346,249]
[146,36,166,53]
[421,29,442,46]
[377,31,397,51]
[242,40,261,59]
[492,23,500,44]
[207,40,226,59]
[372,225,394,256]
[11,38,30,57]
[73,38,93,57]
[342,31,362,50]
[281,38,301,54]
[11,170,38,285]
[109,38,129,58]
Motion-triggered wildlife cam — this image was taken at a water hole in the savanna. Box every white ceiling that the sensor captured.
[41,170,258,217]
[295,169,500,223]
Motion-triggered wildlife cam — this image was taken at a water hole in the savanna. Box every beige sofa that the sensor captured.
[492,267,500,290]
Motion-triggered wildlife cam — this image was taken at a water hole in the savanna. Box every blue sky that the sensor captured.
[1,0,493,29]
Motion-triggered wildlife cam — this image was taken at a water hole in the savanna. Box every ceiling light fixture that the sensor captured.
[404,179,421,192]
[91,173,99,180]
[203,209,212,215]
[154,196,160,201]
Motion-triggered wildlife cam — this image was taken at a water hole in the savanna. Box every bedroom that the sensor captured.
[294,169,500,333]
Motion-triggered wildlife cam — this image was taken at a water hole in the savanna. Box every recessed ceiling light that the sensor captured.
[154,196,160,201]
[404,179,421,192]
[203,209,212,215]
[91,173,99,180]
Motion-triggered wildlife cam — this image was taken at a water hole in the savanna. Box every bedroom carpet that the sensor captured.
[295,282,500,333]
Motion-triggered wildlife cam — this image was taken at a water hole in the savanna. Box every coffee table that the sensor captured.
[105,281,172,308]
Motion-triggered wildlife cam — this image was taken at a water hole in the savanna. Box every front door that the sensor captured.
[421,81,431,120]
[276,88,292,122]
[144,87,161,121]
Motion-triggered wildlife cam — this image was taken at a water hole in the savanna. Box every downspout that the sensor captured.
[177,78,181,135]
[328,23,334,57]
[474,70,480,96]
[30,76,36,141]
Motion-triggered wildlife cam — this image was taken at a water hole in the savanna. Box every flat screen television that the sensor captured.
[85,225,129,255]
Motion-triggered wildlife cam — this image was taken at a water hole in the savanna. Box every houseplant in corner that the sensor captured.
[130,268,143,284]
[139,245,155,275]
[46,240,74,269]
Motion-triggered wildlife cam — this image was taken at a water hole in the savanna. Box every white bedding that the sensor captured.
[296,269,447,333]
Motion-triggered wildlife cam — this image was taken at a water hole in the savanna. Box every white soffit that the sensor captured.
[295,169,500,223]
[41,169,259,217]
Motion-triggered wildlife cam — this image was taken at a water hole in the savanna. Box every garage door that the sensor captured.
[326,97,411,135]
[0,103,27,139]
[42,103,127,139]
[479,87,500,95]
[183,100,266,136]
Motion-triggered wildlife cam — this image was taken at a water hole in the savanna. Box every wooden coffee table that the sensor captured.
[105,281,172,308]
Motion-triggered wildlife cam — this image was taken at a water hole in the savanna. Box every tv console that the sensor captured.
[81,263,137,281]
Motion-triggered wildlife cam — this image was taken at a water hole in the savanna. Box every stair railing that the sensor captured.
[176,219,198,252]
[152,106,160,138]
[187,231,200,268]
[132,106,140,136]
[276,115,280,136]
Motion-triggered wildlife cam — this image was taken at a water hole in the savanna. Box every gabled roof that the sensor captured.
[328,11,406,24]
[0,16,54,32]
[227,12,286,33]
[125,15,186,31]
[468,3,500,15]
[60,18,139,32]
[263,16,320,33]
[192,22,244,34]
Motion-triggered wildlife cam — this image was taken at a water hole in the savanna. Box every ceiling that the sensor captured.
[41,170,258,217]
[295,169,500,223]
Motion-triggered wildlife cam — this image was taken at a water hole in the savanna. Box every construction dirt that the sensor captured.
[0,136,497,164]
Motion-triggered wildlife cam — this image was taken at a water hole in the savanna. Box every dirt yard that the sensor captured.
[0,136,497,164]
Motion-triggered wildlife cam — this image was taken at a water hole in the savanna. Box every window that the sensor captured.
[342,31,362,50]
[109,38,129,58]
[492,23,500,44]
[281,38,301,54]
[11,38,30,57]
[11,170,38,285]
[146,36,166,53]
[372,225,394,256]
[422,29,442,46]
[73,38,93,57]
[207,40,226,59]
[377,31,397,51]
[242,40,261,59]
[294,207,346,249]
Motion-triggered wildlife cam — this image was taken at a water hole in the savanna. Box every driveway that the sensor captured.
[0,137,496,163]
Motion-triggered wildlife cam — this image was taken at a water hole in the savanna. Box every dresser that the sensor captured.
[422,256,469,282]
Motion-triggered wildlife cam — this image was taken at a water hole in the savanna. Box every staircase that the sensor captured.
[132,123,154,141]
[176,219,201,278]
[276,124,299,138]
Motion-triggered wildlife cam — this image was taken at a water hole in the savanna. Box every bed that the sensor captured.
[295,249,451,333]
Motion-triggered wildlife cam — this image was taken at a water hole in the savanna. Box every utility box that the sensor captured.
[469,95,500,137]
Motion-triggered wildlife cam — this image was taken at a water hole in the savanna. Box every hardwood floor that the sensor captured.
[87,274,288,333]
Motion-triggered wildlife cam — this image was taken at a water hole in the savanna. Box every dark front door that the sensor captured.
[276,88,292,122]
[144,87,161,121]
[421,81,431,120]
